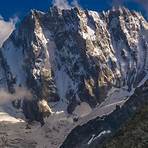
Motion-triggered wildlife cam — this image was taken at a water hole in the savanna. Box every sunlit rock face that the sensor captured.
[0,6,148,116]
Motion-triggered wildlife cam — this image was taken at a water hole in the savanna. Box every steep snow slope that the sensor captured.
[0,6,147,148]
[1,6,148,117]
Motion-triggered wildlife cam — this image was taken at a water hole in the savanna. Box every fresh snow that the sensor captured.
[0,6,147,148]
[53,67,77,112]
[87,130,111,145]
[0,102,74,148]
[2,41,26,86]
[0,85,133,148]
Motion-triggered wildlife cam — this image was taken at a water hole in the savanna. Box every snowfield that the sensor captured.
[0,6,147,148]
[0,103,73,148]
[0,87,132,148]
[0,72,147,148]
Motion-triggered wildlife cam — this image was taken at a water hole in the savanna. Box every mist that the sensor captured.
[0,87,32,105]
[52,0,80,10]
[0,16,17,47]
[52,0,71,9]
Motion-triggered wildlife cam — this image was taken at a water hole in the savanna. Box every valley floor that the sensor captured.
[0,105,74,148]
[0,87,136,148]
[0,97,127,148]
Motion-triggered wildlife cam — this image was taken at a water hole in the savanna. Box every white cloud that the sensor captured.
[71,0,81,8]
[52,0,81,10]
[52,0,71,10]
[0,16,17,47]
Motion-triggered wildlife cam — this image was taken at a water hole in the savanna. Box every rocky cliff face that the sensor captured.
[0,5,147,148]
[0,6,148,118]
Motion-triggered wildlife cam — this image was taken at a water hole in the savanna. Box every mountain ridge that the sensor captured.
[0,6,147,148]
[0,6,148,116]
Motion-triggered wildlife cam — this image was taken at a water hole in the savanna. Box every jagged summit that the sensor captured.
[0,6,148,117]
[0,5,147,148]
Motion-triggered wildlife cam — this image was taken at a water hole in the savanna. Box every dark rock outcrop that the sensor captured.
[60,81,148,148]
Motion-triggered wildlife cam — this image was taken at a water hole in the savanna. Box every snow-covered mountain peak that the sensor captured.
[0,6,147,118]
[0,6,147,148]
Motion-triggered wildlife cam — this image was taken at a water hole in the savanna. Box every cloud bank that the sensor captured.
[52,0,71,9]
[0,16,17,47]
[52,0,80,10]
[0,87,32,105]
[71,0,81,8]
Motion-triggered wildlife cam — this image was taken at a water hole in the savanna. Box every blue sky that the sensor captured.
[0,0,147,20]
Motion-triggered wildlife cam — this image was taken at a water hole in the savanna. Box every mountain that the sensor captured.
[104,80,148,148]
[0,5,147,148]
[105,102,148,148]
[61,79,148,148]
[1,6,148,115]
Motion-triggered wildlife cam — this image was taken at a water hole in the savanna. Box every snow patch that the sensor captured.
[87,130,111,145]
